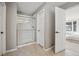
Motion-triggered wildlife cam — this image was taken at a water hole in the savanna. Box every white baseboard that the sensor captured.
[6,48,17,53]
[43,45,55,51]
[6,42,36,53]
[6,43,54,53]
[17,42,36,48]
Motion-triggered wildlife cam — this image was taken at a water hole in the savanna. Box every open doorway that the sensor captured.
[16,6,36,47]
[55,4,79,56]
[65,4,79,56]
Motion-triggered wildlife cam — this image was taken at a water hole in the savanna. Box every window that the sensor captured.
[66,22,72,31]
[66,21,77,32]
[73,21,77,32]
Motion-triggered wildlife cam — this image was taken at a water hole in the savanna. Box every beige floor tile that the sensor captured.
[3,43,54,56]
[3,40,79,56]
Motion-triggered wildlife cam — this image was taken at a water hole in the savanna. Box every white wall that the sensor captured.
[44,3,55,49]
[35,3,55,49]
[6,3,17,50]
[66,4,79,33]
[66,5,79,20]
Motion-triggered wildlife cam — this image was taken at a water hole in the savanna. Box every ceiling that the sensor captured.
[17,2,44,16]
[17,2,79,16]
[17,2,67,16]
[60,2,79,9]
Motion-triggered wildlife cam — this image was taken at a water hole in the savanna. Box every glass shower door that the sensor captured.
[17,17,35,45]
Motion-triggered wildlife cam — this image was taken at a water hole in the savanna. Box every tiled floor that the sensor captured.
[3,40,79,56]
[3,43,54,56]
[65,40,79,56]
